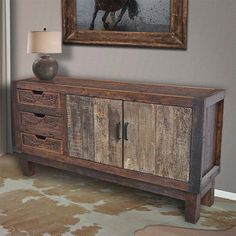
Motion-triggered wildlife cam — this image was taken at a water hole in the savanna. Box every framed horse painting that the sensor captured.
[62,0,188,49]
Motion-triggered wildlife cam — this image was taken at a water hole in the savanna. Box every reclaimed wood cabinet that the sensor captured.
[12,77,225,223]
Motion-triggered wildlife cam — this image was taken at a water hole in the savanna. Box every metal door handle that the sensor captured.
[116,122,121,140]
[124,122,129,141]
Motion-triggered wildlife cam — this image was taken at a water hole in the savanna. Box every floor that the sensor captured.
[0,155,235,236]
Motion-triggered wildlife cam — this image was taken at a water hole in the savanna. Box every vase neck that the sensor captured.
[40,54,51,59]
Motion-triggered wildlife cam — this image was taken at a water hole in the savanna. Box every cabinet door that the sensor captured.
[66,95,122,167]
[124,101,192,182]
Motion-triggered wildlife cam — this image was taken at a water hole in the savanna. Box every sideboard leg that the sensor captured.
[20,159,35,177]
[185,192,201,223]
[201,182,215,207]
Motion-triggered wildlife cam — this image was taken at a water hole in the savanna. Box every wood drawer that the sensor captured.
[21,133,63,154]
[17,89,60,109]
[19,111,62,138]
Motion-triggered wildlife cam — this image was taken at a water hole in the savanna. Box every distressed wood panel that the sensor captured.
[67,95,95,161]
[21,133,63,154]
[124,102,156,174]
[155,106,192,182]
[94,98,122,167]
[124,102,192,182]
[67,95,122,167]
[202,105,217,176]
[19,111,62,138]
[17,89,60,108]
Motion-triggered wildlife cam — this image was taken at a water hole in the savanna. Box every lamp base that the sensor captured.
[33,55,58,81]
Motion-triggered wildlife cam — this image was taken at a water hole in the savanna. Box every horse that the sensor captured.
[89,0,139,30]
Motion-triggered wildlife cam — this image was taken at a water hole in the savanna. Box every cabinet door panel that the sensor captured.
[124,102,156,174]
[66,95,122,167]
[124,101,192,182]
[155,105,192,182]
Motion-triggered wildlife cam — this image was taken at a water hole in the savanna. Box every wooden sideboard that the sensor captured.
[12,77,225,223]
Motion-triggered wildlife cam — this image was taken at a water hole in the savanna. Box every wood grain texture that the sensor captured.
[21,133,63,154]
[17,153,186,200]
[67,95,95,161]
[124,102,192,182]
[12,82,21,151]
[94,98,122,167]
[17,146,191,191]
[202,105,217,176]
[185,192,201,224]
[14,77,225,108]
[62,0,77,41]
[215,101,224,166]
[17,89,60,109]
[18,77,223,99]
[19,111,62,139]
[67,95,122,167]
[62,0,188,49]
[189,100,205,193]
[201,181,215,207]
[124,102,156,174]
[19,159,35,177]
[155,105,192,182]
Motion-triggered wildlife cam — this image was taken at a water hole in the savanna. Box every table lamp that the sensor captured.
[27,28,62,81]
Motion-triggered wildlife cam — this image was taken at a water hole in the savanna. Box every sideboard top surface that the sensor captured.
[14,77,225,107]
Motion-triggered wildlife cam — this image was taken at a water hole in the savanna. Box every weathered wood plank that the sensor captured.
[18,77,224,100]
[94,99,109,165]
[124,102,156,174]
[202,105,217,176]
[82,97,95,161]
[185,192,201,223]
[215,101,224,166]
[156,106,192,182]
[124,102,192,182]
[189,100,205,193]
[66,95,80,157]
[15,77,225,108]
[107,100,123,167]
[17,153,187,200]
[201,181,215,207]
[94,98,122,167]
[66,95,95,161]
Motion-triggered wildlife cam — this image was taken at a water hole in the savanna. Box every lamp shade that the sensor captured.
[27,31,62,54]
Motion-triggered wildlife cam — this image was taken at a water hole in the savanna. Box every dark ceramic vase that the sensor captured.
[32,55,58,81]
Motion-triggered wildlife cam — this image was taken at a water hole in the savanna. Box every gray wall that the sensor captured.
[11,0,236,192]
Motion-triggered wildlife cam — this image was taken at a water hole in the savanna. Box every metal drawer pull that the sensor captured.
[32,90,44,95]
[116,122,121,140]
[124,122,129,141]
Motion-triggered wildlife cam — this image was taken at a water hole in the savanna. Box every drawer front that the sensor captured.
[21,133,63,154]
[17,89,60,109]
[19,111,62,138]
